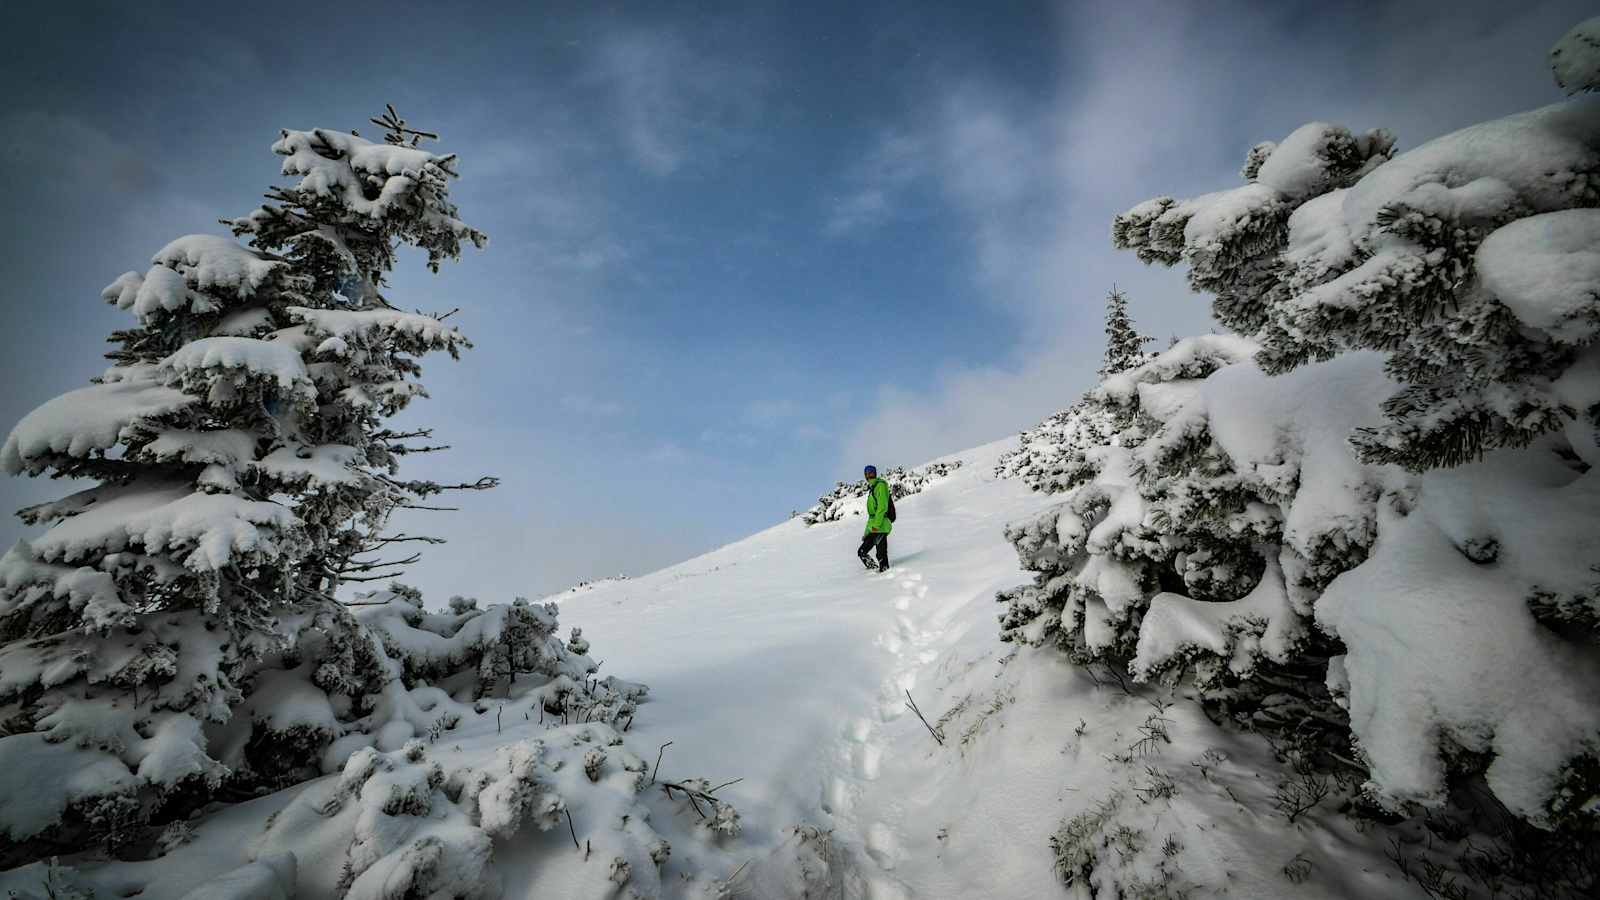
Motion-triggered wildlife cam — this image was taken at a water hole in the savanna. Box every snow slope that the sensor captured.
[1,438,1424,898]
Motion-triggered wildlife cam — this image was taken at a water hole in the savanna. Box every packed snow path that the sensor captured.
[557,440,1054,897]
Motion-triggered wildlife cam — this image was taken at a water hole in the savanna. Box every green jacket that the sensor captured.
[865,477,893,534]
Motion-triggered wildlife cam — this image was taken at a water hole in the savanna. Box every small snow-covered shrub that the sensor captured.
[997,287,1153,493]
[1007,31,1600,896]
[251,723,683,899]
[799,459,963,526]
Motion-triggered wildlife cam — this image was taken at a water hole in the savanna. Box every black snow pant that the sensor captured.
[858,531,889,570]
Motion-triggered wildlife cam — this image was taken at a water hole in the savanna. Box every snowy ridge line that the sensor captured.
[798,458,964,526]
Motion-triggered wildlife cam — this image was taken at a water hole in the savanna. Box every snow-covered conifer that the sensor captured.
[0,108,500,860]
[1097,287,1153,380]
[1006,29,1600,888]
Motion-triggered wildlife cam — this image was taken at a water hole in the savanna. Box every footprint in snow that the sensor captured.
[822,777,854,816]
[865,822,901,870]
[848,717,873,743]
[856,742,883,780]
[893,595,911,610]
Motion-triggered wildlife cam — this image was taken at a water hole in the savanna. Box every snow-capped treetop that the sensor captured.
[1096,287,1153,379]
[230,126,487,278]
[1552,15,1600,95]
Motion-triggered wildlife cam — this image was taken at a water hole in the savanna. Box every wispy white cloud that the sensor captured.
[742,398,795,428]
[698,426,760,448]
[794,423,828,442]
[825,129,930,236]
[560,393,625,417]
[645,441,691,464]
[589,26,766,176]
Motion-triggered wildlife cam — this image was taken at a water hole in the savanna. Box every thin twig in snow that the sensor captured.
[650,741,673,785]
[905,690,945,746]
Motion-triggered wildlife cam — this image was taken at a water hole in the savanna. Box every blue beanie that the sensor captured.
[863,465,877,476]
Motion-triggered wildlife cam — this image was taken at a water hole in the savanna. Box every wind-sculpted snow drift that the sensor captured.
[1001,42,1600,897]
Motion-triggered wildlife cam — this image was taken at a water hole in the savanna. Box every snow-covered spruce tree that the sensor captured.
[0,109,508,861]
[1008,32,1600,896]
[1097,287,1153,380]
[996,287,1152,492]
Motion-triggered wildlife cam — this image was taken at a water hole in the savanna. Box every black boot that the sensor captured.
[859,553,877,570]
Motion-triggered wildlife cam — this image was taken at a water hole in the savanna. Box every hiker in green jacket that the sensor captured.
[857,464,892,572]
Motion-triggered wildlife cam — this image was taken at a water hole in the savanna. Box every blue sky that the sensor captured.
[1,0,1590,603]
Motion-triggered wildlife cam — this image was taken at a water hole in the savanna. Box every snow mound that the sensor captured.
[176,853,297,900]
[0,366,197,475]
[290,307,468,355]
[160,337,313,397]
[1552,16,1600,95]
[21,478,298,570]
[1477,208,1600,344]
[152,235,286,299]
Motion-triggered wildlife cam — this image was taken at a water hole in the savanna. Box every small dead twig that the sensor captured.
[650,741,673,785]
[905,690,946,746]
[662,782,709,818]
[565,808,580,851]
[659,777,740,819]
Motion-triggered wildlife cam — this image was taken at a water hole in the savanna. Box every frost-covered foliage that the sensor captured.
[0,576,632,866]
[1007,38,1600,896]
[243,723,685,899]
[1112,94,1600,471]
[0,109,517,864]
[799,459,963,526]
[993,400,1116,493]
[997,287,1153,492]
[1098,287,1154,380]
